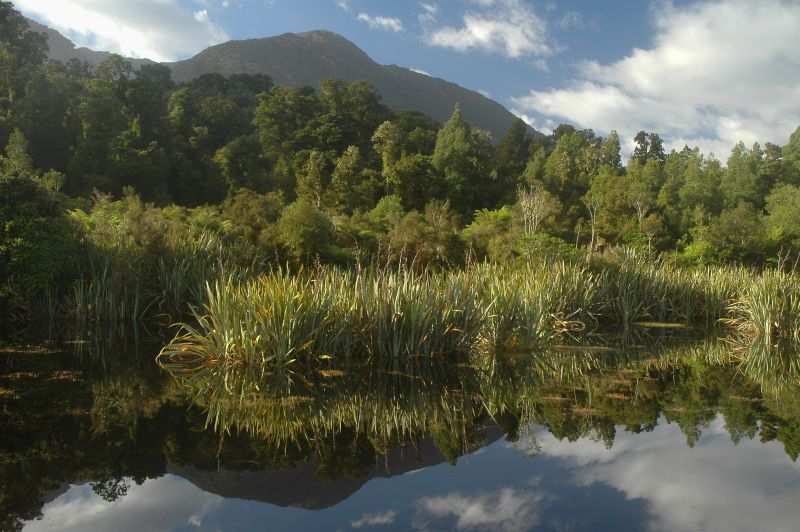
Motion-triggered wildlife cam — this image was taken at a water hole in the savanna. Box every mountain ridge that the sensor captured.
[167,29,532,140]
[26,19,537,140]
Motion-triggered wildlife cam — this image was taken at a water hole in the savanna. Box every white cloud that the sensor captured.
[511,0,800,156]
[415,482,552,532]
[510,108,554,135]
[410,67,431,76]
[357,12,404,33]
[15,0,228,62]
[351,510,398,528]
[477,89,491,98]
[418,2,439,26]
[557,11,586,30]
[25,475,223,532]
[533,415,800,532]
[425,0,552,59]
[336,0,350,12]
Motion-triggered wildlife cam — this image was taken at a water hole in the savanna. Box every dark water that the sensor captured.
[3,339,800,532]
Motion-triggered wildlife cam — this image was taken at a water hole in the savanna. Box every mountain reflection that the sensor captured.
[3,333,800,530]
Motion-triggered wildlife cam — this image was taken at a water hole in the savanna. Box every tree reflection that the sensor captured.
[3,332,800,528]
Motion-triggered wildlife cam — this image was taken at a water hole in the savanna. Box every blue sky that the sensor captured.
[15,0,800,156]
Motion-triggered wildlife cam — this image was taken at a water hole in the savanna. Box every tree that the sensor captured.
[125,63,174,142]
[295,150,328,207]
[522,147,547,185]
[632,131,666,165]
[782,126,800,186]
[213,134,270,193]
[708,202,765,263]
[582,189,602,252]
[67,74,129,194]
[721,141,765,208]
[221,188,284,247]
[584,164,628,248]
[0,176,76,312]
[462,206,514,261]
[627,178,653,228]
[641,213,665,253]
[600,130,622,170]
[254,86,320,161]
[494,118,533,201]
[764,184,800,253]
[432,105,476,211]
[0,1,47,135]
[517,182,560,235]
[0,128,34,180]
[390,153,440,211]
[278,200,334,263]
[678,149,723,229]
[329,145,362,213]
[371,120,402,193]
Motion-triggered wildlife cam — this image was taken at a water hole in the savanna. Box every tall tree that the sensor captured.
[0,127,34,180]
[721,141,765,209]
[494,118,533,201]
[432,105,476,212]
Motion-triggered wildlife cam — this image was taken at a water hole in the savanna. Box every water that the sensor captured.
[3,340,800,531]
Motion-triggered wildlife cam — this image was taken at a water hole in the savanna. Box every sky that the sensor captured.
[14,0,800,156]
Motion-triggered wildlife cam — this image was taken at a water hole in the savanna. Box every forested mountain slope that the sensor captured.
[27,18,532,141]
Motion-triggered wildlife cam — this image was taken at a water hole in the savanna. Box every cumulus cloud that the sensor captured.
[510,108,554,135]
[511,0,800,155]
[425,0,552,59]
[415,483,552,532]
[533,415,800,532]
[357,12,404,33]
[336,0,350,12]
[15,0,228,62]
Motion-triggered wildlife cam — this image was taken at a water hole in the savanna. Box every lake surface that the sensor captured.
[3,338,800,531]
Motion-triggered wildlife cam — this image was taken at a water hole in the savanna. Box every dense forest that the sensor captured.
[2,1,800,326]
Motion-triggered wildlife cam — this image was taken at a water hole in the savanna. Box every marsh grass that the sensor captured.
[726,270,800,379]
[158,255,800,380]
[355,270,485,359]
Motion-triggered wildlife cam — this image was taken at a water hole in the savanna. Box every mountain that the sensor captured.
[169,425,505,510]
[168,30,532,140]
[25,18,153,71]
[27,19,535,140]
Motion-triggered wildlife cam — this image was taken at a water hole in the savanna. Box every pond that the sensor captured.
[3,335,800,531]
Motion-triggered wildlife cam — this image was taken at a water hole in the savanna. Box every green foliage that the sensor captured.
[516,233,579,263]
[0,177,77,307]
[463,206,514,261]
[0,128,34,179]
[278,199,337,263]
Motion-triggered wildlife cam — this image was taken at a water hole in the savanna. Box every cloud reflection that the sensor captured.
[414,480,552,531]
[24,475,223,532]
[534,416,800,532]
[350,510,397,528]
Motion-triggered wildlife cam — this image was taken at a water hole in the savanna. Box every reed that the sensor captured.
[354,270,485,359]
[727,270,800,345]
[726,270,800,380]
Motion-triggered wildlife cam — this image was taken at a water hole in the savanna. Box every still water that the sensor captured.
[3,339,800,531]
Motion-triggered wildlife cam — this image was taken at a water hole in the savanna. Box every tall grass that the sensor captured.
[727,270,800,379]
[471,262,598,350]
[356,270,485,359]
[158,255,799,378]
[593,250,743,327]
[727,270,800,346]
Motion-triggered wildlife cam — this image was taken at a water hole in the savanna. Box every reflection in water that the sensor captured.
[3,332,800,531]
